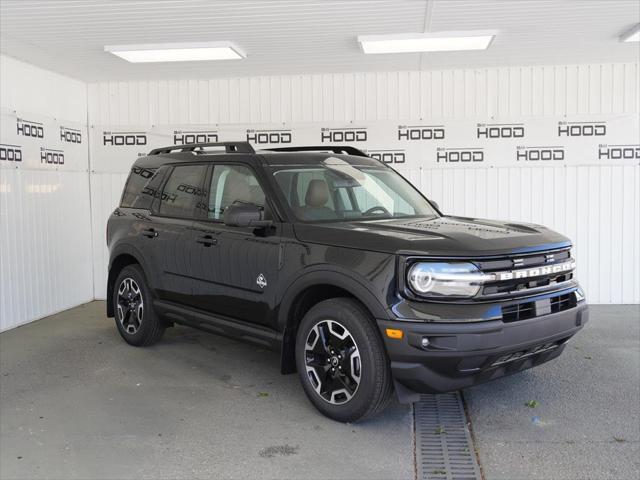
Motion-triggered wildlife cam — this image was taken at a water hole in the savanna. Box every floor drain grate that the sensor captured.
[414,392,481,480]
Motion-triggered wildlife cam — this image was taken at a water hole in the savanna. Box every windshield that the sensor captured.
[272,157,438,222]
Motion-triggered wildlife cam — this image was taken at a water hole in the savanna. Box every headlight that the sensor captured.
[407,262,491,299]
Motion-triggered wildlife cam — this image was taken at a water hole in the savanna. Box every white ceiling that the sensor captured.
[1,0,639,81]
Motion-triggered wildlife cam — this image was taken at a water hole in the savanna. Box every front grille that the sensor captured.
[475,247,575,300]
[482,272,573,296]
[475,248,571,271]
[501,301,536,322]
[502,292,577,322]
[550,292,577,313]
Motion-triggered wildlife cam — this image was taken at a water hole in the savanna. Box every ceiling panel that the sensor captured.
[0,0,638,81]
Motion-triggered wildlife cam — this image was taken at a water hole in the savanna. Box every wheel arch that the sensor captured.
[278,269,389,374]
[106,246,149,318]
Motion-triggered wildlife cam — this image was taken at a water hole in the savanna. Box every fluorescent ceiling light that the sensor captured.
[620,24,640,43]
[104,42,245,63]
[358,31,496,54]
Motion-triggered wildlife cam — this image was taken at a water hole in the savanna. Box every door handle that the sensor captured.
[141,228,158,238]
[196,234,217,247]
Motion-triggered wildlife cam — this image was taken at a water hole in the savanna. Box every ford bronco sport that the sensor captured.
[106,141,588,422]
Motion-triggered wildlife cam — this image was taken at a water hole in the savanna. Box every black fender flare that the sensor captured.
[277,266,391,373]
[106,243,155,317]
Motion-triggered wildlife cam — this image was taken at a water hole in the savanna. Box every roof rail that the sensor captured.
[148,142,255,156]
[264,146,369,157]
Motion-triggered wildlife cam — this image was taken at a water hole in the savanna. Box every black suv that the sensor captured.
[106,142,588,422]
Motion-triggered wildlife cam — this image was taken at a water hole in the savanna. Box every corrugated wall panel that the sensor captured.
[0,54,87,122]
[0,54,93,331]
[87,64,639,125]
[0,169,93,331]
[89,172,129,301]
[87,63,640,304]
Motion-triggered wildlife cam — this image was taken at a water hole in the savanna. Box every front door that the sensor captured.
[189,163,281,327]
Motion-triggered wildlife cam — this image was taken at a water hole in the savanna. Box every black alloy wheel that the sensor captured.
[304,319,362,405]
[113,264,165,346]
[116,277,144,335]
[295,297,394,422]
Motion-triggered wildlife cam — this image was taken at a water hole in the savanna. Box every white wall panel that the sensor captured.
[0,54,92,331]
[86,63,640,304]
[0,54,87,122]
[89,172,128,301]
[0,169,93,331]
[88,64,639,126]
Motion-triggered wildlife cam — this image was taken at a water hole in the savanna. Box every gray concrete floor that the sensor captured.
[1,302,638,480]
[464,304,640,480]
[0,302,412,480]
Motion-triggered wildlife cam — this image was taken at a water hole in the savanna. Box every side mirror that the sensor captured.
[223,203,272,228]
[429,200,440,211]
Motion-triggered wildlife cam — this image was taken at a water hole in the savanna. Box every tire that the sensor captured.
[295,297,394,422]
[112,264,165,346]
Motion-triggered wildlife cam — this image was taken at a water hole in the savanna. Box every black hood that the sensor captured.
[293,215,571,257]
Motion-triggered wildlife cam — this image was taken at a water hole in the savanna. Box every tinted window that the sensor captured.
[158,164,207,218]
[295,170,336,210]
[206,165,267,220]
[272,159,437,222]
[138,167,169,209]
[121,166,158,208]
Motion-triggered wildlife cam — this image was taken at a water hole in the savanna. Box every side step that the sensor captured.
[153,300,281,350]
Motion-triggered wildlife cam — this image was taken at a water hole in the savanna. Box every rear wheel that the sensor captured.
[295,298,393,422]
[113,264,164,346]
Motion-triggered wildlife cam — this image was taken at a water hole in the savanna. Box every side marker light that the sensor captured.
[386,328,404,339]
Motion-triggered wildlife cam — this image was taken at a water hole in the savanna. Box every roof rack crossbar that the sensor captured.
[148,142,255,156]
[264,146,369,157]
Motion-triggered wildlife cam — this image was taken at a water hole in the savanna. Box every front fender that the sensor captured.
[277,265,394,374]
[277,265,392,330]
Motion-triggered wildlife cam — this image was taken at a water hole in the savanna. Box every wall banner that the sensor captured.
[0,109,88,171]
[87,114,640,174]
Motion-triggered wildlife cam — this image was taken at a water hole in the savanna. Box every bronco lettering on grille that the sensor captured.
[496,260,575,281]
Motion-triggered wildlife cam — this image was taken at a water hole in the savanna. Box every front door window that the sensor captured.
[207,164,267,220]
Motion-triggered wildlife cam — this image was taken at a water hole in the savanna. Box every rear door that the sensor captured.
[150,163,208,307]
[189,163,282,327]
[115,165,170,296]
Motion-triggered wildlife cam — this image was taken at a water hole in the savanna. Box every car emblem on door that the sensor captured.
[256,274,267,289]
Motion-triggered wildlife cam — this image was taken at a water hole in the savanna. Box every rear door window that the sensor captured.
[158,164,208,218]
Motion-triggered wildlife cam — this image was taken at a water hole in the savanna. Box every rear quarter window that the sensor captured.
[120,166,164,209]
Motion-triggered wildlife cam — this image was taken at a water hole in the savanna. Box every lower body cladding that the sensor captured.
[379,300,589,402]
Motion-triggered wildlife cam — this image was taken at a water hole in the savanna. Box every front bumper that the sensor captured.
[378,301,588,398]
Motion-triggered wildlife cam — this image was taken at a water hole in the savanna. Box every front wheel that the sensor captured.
[295,298,393,422]
[113,264,165,346]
